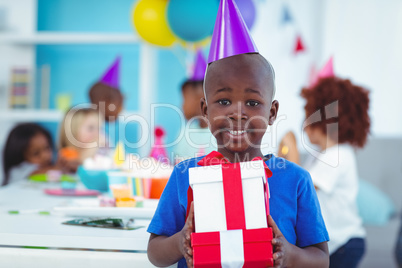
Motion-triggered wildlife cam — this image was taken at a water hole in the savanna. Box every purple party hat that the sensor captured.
[208,0,258,64]
[100,56,120,89]
[191,49,207,81]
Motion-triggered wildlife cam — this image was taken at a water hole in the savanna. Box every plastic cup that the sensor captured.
[56,94,72,112]
[150,178,169,199]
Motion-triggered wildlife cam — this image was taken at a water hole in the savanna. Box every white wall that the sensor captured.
[322,0,402,138]
[251,0,402,155]
[1,0,401,160]
[0,0,37,184]
[252,0,324,154]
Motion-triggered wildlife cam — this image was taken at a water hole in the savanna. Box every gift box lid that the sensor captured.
[189,160,266,186]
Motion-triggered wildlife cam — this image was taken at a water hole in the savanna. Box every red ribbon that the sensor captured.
[222,162,245,229]
[187,151,272,225]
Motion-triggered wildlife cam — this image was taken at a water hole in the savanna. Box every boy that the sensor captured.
[147,0,329,267]
[88,56,124,122]
[174,79,215,161]
[181,80,205,126]
[174,50,215,161]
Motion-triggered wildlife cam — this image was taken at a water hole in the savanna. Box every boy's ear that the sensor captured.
[269,100,279,125]
[200,97,208,118]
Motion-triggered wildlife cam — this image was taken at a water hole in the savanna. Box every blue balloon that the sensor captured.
[167,0,219,42]
[235,0,257,30]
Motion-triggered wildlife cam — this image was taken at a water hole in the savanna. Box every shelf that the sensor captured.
[0,32,140,45]
[0,109,63,122]
[0,109,140,122]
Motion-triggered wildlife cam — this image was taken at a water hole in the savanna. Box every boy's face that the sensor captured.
[201,54,278,158]
[182,84,204,121]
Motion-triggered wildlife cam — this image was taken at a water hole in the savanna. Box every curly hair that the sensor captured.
[301,77,370,148]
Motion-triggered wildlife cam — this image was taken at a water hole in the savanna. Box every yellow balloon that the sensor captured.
[133,0,176,47]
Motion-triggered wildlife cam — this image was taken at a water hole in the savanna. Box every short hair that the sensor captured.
[301,77,370,148]
[181,79,204,93]
[204,53,276,99]
[89,82,123,121]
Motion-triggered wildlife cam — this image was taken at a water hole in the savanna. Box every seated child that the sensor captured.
[174,78,215,162]
[278,76,370,268]
[147,1,329,267]
[397,220,402,268]
[58,107,105,173]
[2,123,58,186]
[88,57,124,122]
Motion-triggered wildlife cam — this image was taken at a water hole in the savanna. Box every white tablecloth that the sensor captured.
[0,180,167,268]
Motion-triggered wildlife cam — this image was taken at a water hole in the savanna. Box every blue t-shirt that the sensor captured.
[147,154,329,268]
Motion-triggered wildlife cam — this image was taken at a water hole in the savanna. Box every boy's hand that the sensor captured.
[269,215,293,268]
[180,202,195,268]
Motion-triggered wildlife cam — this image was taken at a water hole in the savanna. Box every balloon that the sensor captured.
[178,36,211,51]
[133,0,176,47]
[167,0,219,42]
[235,0,257,30]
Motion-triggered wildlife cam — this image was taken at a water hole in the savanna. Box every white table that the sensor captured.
[0,181,169,268]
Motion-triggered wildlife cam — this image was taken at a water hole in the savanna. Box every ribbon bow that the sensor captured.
[196,151,273,178]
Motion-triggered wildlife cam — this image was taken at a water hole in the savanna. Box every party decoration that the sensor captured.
[150,126,169,164]
[208,0,258,64]
[133,0,176,47]
[235,0,257,30]
[281,4,293,25]
[294,34,306,54]
[167,0,219,42]
[100,56,120,89]
[89,56,124,122]
[309,57,334,87]
[113,142,125,167]
[178,36,212,51]
[191,49,207,81]
[317,56,334,79]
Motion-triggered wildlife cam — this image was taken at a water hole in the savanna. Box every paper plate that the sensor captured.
[53,206,156,219]
[44,189,100,196]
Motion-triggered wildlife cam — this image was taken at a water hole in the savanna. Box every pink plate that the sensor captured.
[44,189,100,196]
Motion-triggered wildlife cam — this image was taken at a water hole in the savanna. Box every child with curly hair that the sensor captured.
[279,76,370,268]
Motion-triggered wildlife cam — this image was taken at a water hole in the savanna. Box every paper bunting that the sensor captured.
[281,5,292,25]
[294,35,306,54]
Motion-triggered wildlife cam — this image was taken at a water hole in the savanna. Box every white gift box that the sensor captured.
[189,160,268,233]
